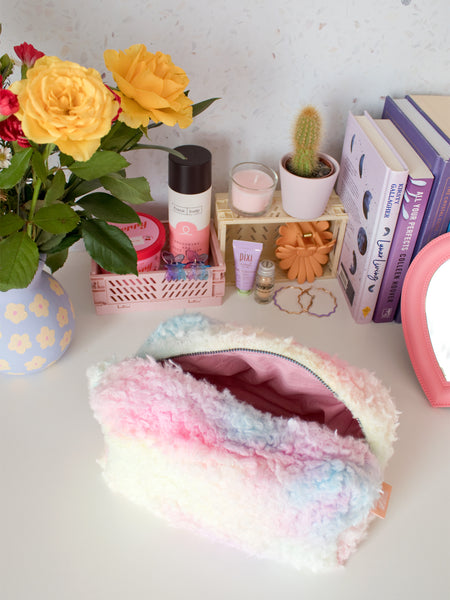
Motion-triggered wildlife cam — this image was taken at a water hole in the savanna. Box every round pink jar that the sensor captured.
[117,213,166,273]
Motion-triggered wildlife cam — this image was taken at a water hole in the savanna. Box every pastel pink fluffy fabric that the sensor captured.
[88,314,398,571]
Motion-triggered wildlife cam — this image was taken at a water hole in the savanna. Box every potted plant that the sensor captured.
[0,32,217,375]
[279,105,339,219]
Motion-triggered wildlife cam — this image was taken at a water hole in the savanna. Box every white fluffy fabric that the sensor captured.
[88,314,399,571]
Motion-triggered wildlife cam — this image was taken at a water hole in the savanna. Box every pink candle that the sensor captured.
[230,163,277,216]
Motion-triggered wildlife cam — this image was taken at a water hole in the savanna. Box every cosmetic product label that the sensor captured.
[169,221,210,259]
[233,240,263,293]
[168,188,211,260]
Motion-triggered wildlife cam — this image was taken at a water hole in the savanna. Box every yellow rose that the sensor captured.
[104,44,193,129]
[10,56,119,162]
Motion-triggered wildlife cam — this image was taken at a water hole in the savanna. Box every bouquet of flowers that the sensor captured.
[0,26,217,291]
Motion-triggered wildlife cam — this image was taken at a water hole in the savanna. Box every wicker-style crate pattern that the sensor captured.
[214,191,348,285]
[90,222,225,314]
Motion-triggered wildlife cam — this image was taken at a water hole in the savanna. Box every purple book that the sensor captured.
[382,97,450,254]
[383,96,450,322]
[372,119,434,323]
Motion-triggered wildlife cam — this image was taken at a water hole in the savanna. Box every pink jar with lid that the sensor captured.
[117,213,166,273]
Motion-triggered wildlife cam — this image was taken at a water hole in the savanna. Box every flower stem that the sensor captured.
[27,178,42,238]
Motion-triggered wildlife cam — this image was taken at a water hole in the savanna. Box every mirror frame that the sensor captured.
[401,232,450,407]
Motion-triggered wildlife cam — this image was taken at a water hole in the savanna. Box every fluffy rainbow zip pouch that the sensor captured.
[88,313,398,571]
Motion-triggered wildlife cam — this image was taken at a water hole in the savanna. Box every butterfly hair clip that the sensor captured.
[185,250,210,281]
[162,251,187,281]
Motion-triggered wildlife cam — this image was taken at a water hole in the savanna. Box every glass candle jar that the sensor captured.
[229,162,278,217]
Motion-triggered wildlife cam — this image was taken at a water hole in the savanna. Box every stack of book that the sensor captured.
[336,94,450,324]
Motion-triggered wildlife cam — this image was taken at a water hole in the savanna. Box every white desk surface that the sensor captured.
[2,250,449,600]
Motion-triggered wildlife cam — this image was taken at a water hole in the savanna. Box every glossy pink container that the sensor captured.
[117,213,166,273]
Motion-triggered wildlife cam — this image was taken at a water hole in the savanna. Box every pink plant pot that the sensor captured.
[279,152,340,220]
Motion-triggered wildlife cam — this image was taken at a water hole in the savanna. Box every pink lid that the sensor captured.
[117,213,166,260]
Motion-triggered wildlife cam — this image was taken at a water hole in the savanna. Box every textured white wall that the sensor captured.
[2,0,449,218]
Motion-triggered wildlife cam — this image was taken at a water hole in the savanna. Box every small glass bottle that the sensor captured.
[254,259,275,304]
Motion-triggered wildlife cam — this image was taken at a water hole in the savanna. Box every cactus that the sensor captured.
[289,105,322,178]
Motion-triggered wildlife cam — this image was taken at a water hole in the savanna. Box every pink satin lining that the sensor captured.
[170,351,364,439]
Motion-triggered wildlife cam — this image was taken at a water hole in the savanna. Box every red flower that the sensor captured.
[105,85,122,122]
[14,42,45,67]
[0,115,30,147]
[0,89,20,117]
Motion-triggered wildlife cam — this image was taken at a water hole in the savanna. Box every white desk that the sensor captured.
[2,250,449,600]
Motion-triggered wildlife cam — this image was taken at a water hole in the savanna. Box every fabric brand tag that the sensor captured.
[371,481,392,519]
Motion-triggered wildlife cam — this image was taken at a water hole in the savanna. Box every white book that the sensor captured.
[336,112,409,324]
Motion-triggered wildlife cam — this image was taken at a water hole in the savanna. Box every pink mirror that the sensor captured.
[402,232,450,407]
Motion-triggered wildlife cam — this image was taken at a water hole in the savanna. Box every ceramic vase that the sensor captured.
[0,258,75,375]
[279,152,340,220]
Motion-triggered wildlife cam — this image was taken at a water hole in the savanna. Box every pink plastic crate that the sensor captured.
[90,222,226,314]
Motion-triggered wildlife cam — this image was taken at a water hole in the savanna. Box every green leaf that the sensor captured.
[99,173,152,204]
[31,150,48,182]
[64,177,102,202]
[101,121,144,152]
[33,204,80,234]
[76,192,141,223]
[192,97,220,117]
[44,169,67,205]
[0,231,40,291]
[0,213,25,236]
[69,151,129,181]
[81,219,138,275]
[127,144,185,160]
[0,51,15,81]
[46,228,82,254]
[36,230,66,253]
[59,152,75,168]
[45,248,69,273]
[0,147,33,190]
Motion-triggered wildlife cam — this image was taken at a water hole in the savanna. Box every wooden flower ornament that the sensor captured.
[275,221,336,283]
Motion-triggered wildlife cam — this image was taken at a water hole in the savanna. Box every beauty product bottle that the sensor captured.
[168,145,212,262]
[254,259,275,304]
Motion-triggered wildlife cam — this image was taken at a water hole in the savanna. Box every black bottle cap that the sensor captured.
[168,145,212,194]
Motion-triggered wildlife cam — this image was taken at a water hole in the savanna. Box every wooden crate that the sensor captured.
[214,191,348,285]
